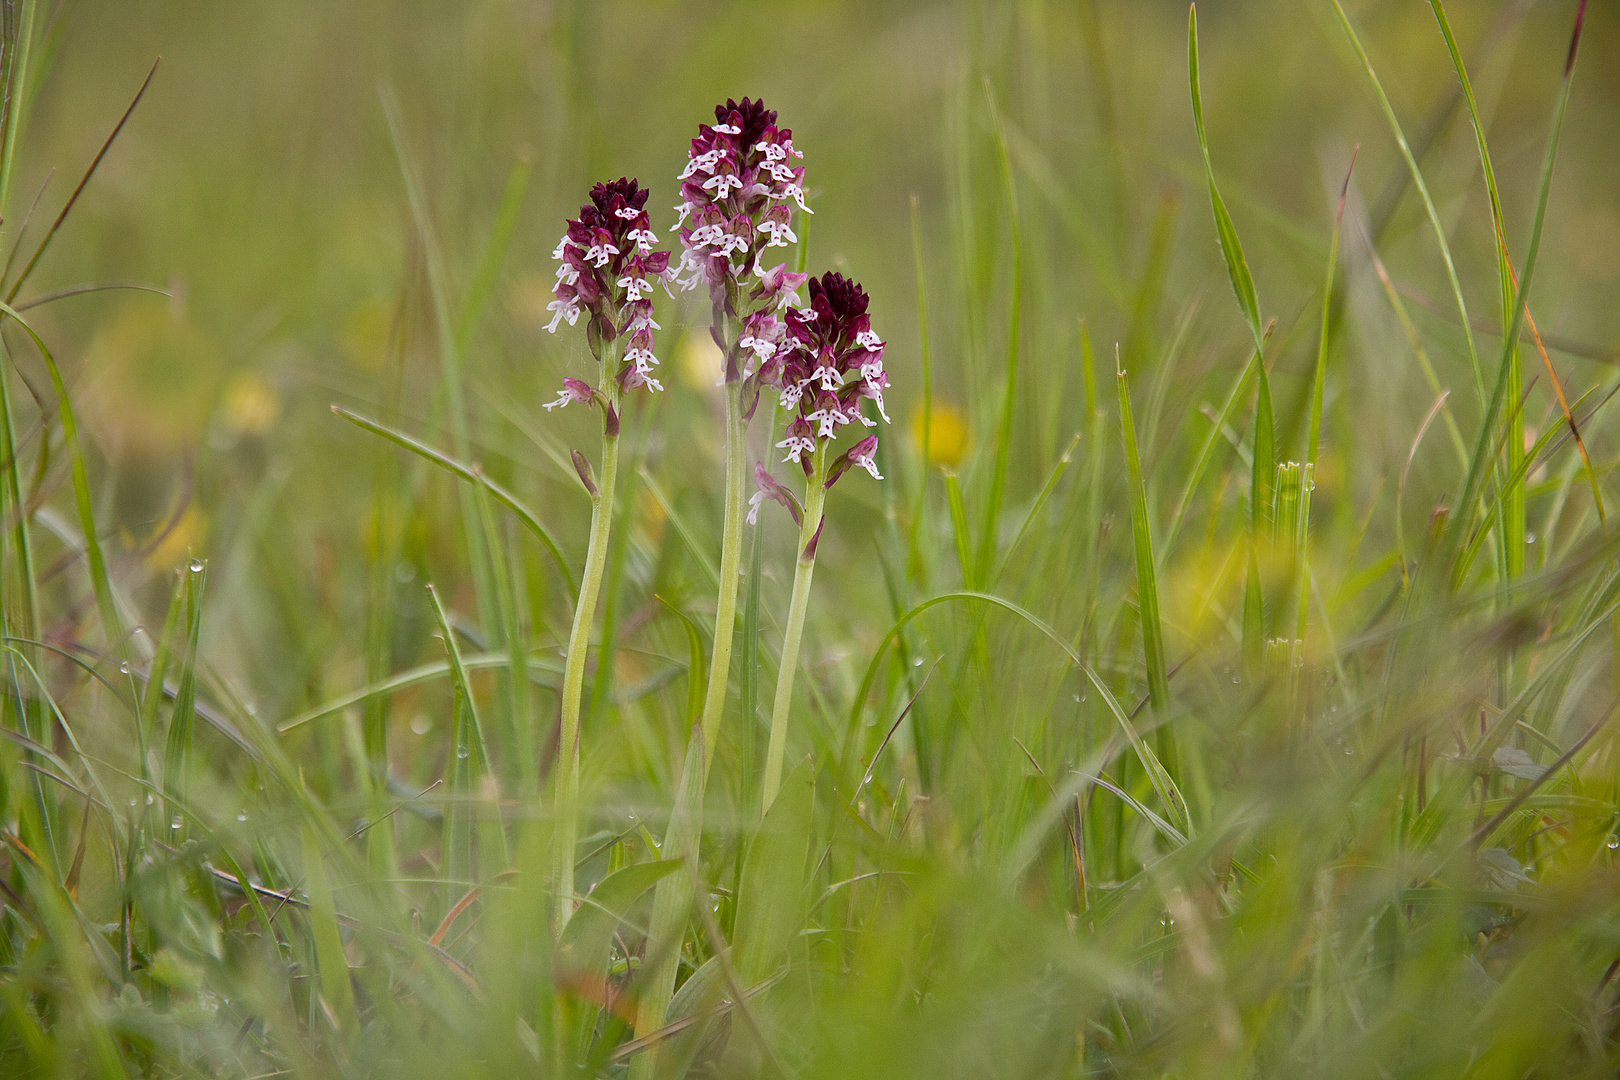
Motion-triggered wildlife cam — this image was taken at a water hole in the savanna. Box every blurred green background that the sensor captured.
[30,2,1617,644]
[6,3,1620,1072]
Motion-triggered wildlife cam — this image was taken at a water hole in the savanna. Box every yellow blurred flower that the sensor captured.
[637,484,667,545]
[678,331,723,391]
[145,503,207,573]
[222,372,280,436]
[909,401,969,467]
[342,298,394,371]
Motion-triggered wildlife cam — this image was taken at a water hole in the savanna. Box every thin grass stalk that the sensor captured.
[702,373,747,765]
[0,302,123,649]
[977,82,1021,582]
[0,1,36,222]
[1307,150,1354,469]
[633,296,749,1077]
[161,559,205,840]
[908,194,932,585]
[761,443,829,815]
[1445,1,1587,572]
[554,365,621,928]
[1118,367,1172,780]
[742,399,781,796]
[1327,0,1484,411]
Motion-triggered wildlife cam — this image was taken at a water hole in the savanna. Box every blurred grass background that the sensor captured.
[5,0,1620,1075]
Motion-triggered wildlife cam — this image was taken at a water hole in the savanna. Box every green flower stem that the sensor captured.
[553,363,621,930]
[761,444,828,815]
[699,375,748,767]
[630,306,746,1080]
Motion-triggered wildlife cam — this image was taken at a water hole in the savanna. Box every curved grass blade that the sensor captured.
[161,559,205,832]
[845,588,1184,834]
[976,81,1023,583]
[333,405,575,598]
[7,59,157,304]
[0,299,122,646]
[1188,4,1263,355]
[277,651,562,734]
[1328,0,1484,406]
[1117,367,1169,716]
[655,595,707,729]
[1446,1,1588,565]
[1308,147,1356,468]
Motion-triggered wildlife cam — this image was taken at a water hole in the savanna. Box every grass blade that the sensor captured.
[976,82,1023,583]
[0,300,123,647]
[1446,1,1588,567]
[5,58,157,303]
[161,559,205,831]
[333,405,575,598]
[1117,366,1169,717]
[1307,147,1356,468]
[1188,4,1263,354]
[1328,0,1485,407]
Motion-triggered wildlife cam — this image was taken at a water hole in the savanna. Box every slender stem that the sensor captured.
[553,366,621,929]
[630,303,747,1079]
[698,374,747,768]
[761,448,827,814]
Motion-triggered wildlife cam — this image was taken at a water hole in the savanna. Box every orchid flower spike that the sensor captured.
[754,271,889,494]
[545,177,671,402]
[673,98,811,332]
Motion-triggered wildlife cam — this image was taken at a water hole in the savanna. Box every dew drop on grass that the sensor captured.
[395,560,417,584]
[1608,835,1619,850]
[236,810,248,822]
[170,815,183,830]
[145,794,155,805]
[119,662,130,674]
[189,558,204,573]
[410,714,432,735]
[913,657,924,667]
[457,744,470,759]
[1525,532,1536,544]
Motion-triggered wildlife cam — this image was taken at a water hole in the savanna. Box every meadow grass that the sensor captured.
[3,0,1620,1076]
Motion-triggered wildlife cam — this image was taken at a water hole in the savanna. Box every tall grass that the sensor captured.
[3,1,1620,1077]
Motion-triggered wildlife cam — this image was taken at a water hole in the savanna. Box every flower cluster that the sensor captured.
[750,271,887,517]
[545,177,670,399]
[672,98,811,310]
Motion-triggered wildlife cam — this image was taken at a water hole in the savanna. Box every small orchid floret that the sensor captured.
[747,462,803,526]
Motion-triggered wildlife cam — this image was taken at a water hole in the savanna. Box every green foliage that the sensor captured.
[1,2,1618,1078]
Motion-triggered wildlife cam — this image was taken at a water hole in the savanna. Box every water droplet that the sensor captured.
[170,815,183,830]
[913,657,924,667]
[456,744,470,760]
[1330,705,1338,714]
[1525,532,1536,544]
[410,714,432,735]
[1232,675,1240,684]
[188,558,204,573]
[119,662,130,674]
[236,810,248,823]
[394,560,417,584]
[128,798,139,809]
[145,794,155,805]
[1344,746,1354,755]
[1608,835,1618,850]
[133,626,145,636]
